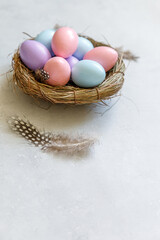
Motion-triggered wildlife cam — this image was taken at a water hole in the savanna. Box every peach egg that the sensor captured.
[51,27,78,58]
[83,46,118,72]
[44,57,71,86]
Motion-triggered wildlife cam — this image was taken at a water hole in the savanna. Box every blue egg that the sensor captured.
[73,37,94,60]
[72,60,106,88]
[35,29,55,56]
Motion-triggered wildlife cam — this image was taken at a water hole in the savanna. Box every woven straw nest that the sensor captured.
[12,34,126,105]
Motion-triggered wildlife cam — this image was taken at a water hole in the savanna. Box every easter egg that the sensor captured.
[72,60,106,88]
[35,29,56,56]
[83,46,118,72]
[44,57,71,86]
[73,37,94,60]
[51,27,78,58]
[20,40,51,71]
[65,56,79,69]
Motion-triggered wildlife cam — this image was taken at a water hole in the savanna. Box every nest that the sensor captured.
[12,35,125,105]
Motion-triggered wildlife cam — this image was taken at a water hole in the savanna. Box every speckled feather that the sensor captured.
[7,116,95,153]
[35,69,50,83]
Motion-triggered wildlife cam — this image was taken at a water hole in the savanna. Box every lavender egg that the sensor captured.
[65,56,79,69]
[20,40,51,70]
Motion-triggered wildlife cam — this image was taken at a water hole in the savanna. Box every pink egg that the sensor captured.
[51,27,78,58]
[44,57,71,86]
[83,46,118,72]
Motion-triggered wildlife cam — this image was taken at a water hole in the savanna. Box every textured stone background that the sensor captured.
[0,0,160,239]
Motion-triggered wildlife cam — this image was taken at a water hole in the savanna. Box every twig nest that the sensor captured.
[12,27,125,104]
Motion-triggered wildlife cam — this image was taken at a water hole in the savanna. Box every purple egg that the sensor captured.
[65,56,79,69]
[20,40,51,70]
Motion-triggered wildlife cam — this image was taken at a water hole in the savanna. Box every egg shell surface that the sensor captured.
[71,60,106,88]
[35,29,55,56]
[65,56,79,69]
[83,46,118,72]
[44,57,71,86]
[73,37,94,60]
[20,40,51,71]
[51,27,78,58]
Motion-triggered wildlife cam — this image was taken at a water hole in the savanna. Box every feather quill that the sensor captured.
[7,116,95,154]
[115,47,139,61]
